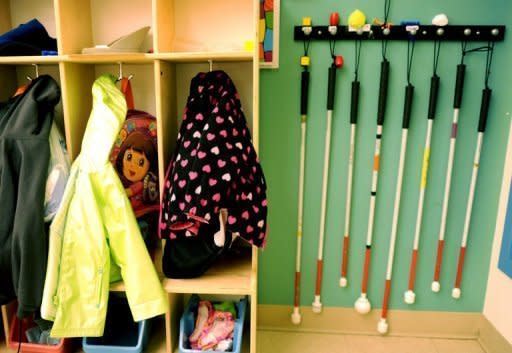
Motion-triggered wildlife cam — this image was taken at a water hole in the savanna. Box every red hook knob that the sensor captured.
[330,12,340,26]
[334,55,344,68]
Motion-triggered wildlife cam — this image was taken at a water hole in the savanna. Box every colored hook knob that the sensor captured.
[334,55,344,68]
[330,12,340,26]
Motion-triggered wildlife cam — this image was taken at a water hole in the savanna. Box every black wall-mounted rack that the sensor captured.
[294,25,506,42]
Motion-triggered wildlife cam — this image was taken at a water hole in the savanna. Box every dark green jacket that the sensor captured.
[0,75,60,317]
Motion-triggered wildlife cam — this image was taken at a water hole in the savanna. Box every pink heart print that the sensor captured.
[160,71,267,248]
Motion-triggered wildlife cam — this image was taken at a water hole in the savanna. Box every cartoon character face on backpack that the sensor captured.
[123,147,150,182]
[110,113,160,218]
[117,132,156,183]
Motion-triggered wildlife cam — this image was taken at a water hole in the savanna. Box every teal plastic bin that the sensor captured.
[82,297,151,353]
[179,295,247,353]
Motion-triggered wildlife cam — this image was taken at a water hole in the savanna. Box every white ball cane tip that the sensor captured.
[354,296,371,314]
[377,319,389,334]
[312,300,322,313]
[339,277,348,287]
[404,290,416,304]
[431,281,441,292]
[452,288,461,299]
[291,311,302,325]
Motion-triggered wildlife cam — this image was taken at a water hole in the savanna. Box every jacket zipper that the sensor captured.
[96,268,104,308]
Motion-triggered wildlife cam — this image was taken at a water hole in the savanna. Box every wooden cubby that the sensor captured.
[0,0,260,352]
[154,0,254,54]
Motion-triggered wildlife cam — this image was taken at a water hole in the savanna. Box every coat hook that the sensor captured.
[118,62,123,80]
[208,59,213,72]
[26,63,39,81]
[32,63,39,78]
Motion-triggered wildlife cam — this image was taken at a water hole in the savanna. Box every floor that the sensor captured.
[257,330,486,353]
[0,330,487,353]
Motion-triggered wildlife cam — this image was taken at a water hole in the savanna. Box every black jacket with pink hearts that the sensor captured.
[159,71,268,247]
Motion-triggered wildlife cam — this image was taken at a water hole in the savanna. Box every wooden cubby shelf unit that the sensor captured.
[0,0,260,353]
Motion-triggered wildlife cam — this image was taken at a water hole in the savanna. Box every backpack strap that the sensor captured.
[121,77,135,110]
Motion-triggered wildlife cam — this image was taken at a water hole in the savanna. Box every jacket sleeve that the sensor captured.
[11,138,51,318]
[41,162,79,321]
[10,76,61,318]
[97,167,168,321]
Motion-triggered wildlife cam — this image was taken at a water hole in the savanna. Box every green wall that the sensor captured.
[259,0,512,312]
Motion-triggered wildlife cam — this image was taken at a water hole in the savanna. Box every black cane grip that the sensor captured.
[454,64,466,109]
[478,88,492,132]
[377,59,390,125]
[301,71,310,115]
[327,66,336,110]
[402,84,414,129]
[428,75,440,120]
[350,80,360,124]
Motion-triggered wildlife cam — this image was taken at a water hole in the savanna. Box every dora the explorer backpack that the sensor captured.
[109,78,159,219]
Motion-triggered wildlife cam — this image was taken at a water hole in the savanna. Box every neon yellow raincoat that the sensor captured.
[41,75,168,337]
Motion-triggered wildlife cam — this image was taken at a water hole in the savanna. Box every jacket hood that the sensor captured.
[80,74,127,171]
[0,75,60,137]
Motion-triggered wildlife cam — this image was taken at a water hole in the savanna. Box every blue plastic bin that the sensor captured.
[82,320,150,353]
[179,295,247,353]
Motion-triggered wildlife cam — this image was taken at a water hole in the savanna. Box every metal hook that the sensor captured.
[208,59,213,72]
[116,62,134,81]
[118,62,123,80]
[32,63,39,78]
[27,63,39,81]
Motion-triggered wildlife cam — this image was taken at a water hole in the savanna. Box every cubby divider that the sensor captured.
[155,59,178,190]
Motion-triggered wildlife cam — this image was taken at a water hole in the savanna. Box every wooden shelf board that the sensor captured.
[163,251,254,295]
[109,280,126,292]
[155,51,253,62]
[0,52,253,65]
[66,53,154,64]
[110,251,254,295]
[0,55,63,64]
